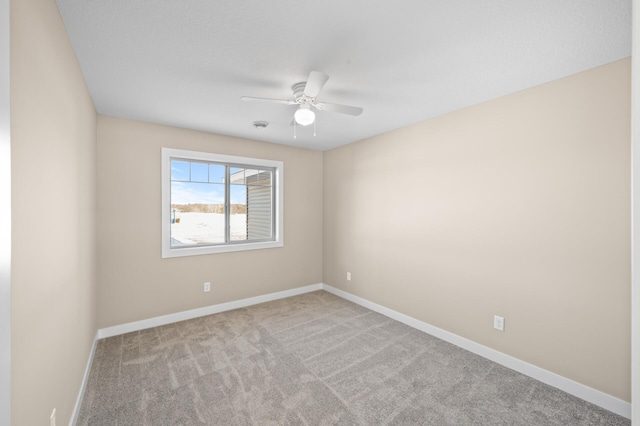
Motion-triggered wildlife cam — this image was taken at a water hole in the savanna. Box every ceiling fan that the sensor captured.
[241,71,363,127]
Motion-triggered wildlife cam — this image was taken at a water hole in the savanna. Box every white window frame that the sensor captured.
[161,148,283,258]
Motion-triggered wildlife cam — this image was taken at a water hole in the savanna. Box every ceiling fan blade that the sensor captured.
[240,96,296,105]
[315,102,363,116]
[304,71,329,98]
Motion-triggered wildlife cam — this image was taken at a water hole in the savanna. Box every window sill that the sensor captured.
[162,239,283,258]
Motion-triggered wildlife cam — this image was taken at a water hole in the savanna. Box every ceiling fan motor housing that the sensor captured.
[292,82,311,105]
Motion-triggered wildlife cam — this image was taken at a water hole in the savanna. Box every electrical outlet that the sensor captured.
[204,282,211,292]
[50,408,56,426]
[346,272,351,281]
[493,315,505,331]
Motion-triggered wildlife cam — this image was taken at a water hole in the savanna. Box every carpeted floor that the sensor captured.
[76,291,630,425]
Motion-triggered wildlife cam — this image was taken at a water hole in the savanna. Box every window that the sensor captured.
[162,148,283,257]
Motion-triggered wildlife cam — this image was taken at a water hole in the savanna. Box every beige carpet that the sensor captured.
[76,290,629,425]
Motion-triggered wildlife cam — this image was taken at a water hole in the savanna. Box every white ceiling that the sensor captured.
[55,0,631,151]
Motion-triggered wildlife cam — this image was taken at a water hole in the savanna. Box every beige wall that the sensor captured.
[7,1,631,419]
[10,0,97,424]
[96,116,323,328]
[323,59,631,401]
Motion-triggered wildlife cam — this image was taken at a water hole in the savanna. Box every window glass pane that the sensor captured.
[255,170,272,186]
[209,164,225,183]
[171,160,190,181]
[247,185,272,240]
[229,167,245,184]
[190,162,209,183]
[230,184,247,241]
[244,169,259,185]
[230,183,246,204]
[170,181,225,246]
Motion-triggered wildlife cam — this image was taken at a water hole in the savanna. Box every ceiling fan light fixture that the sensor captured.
[294,105,315,126]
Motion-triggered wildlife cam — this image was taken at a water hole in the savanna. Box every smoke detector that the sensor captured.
[252,121,269,130]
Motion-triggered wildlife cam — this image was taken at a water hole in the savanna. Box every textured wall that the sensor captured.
[10,0,98,424]
[323,59,631,401]
[96,116,323,328]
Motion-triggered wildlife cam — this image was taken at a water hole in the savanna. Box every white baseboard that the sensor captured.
[70,331,99,426]
[97,283,323,339]
[72,284,323,423]
[321,284,631,420]
[78,282,630,421]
